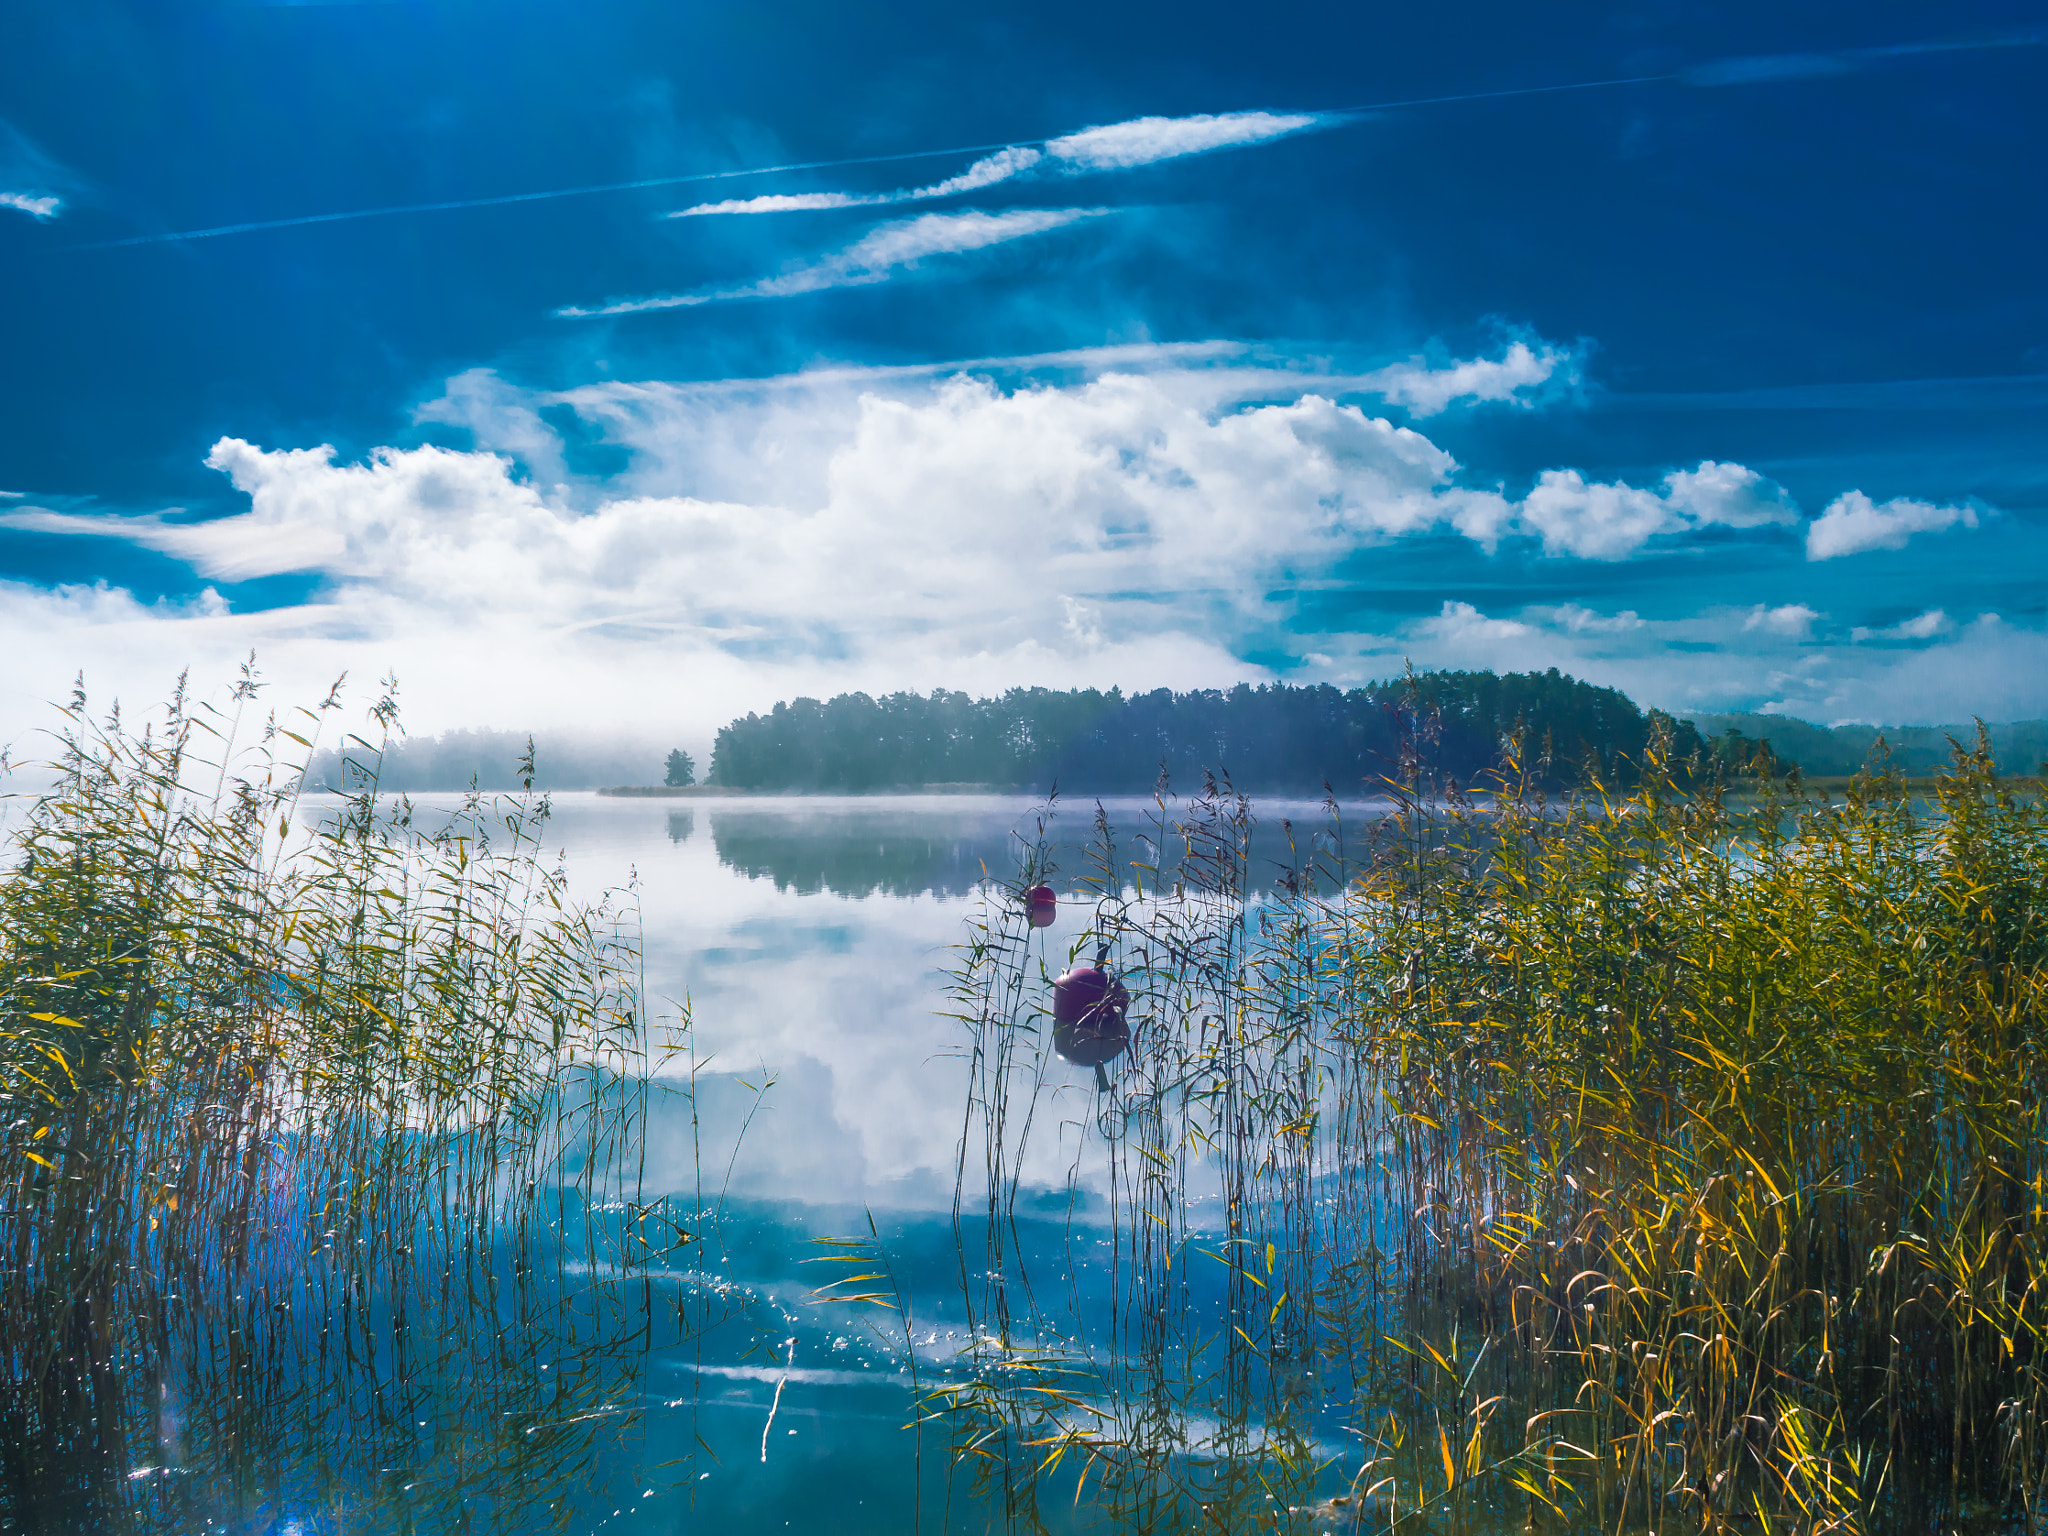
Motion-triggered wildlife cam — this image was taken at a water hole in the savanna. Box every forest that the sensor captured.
[705,670,1713,793]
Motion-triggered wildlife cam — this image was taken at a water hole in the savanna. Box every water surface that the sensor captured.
[108,790,1374,1533]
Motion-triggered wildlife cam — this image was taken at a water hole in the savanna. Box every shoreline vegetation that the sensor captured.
[944,722,2048,1533]
[297,774,2048,800]
[301,670,2048,796]
[0,676,685,1527]
[6,668,2047,1531]
[703,674,2048,794]
[593,781,1022,797]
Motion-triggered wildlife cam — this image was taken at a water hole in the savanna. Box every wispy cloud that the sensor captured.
[669,191,871,217]
[1852,608,1951,642]
[558,207,1110,317]
[1683,28,2042,86]
[1359,338,1578,416]
[1805,491,1979,560]
[659,111,1322,225]
[1,191,61,221]
[69,34,2035,250]
[669,148,1044,219]
[917,146,1047,194]
[1,118,79,223]
[0,503,329,579]
[1043,111,1319,169]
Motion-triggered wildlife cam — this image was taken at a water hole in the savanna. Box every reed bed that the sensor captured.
[941,726,2048,1534]
[0,673,670,1528]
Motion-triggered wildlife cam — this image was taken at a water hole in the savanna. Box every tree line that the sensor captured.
[704,671,1721,794]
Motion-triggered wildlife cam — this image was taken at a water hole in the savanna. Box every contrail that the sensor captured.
[74,79,1672,251]
[65,31,2038,252]
[66,141,1033,250]
[64,77,1666,252]
[1326,72,1674,116]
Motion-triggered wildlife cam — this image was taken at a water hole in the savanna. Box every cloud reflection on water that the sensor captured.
[329,792,1379,1213]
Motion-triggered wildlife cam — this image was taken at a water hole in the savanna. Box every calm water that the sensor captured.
[83,792,1373,1534]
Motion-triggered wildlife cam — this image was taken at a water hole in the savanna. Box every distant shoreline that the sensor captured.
[595,782,1024,798]
[301,775,2044,800]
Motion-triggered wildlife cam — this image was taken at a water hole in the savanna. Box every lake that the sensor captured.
[88,790,1381,1534]
[14,738,2034,1536]
[25,775,2018,1534]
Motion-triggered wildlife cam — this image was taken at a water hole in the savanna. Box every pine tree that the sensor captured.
[664,748,695,787]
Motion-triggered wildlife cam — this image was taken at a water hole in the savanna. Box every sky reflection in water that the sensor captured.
[103,792,1382,1533]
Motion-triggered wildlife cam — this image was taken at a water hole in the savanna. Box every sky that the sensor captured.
[1,0,2044,755]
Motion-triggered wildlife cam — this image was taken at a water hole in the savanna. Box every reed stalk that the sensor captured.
[943,718,2048,1534]
[0,670,670,1527]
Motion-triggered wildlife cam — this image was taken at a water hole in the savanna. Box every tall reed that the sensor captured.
[0,670,665,1526]
[942,724,2048,1534]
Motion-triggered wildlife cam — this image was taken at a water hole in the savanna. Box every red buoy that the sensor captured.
[1052,963,1130,1069]
[1026,884,1057,928]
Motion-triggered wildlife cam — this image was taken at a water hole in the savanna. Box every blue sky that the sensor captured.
[1,0,2044,747]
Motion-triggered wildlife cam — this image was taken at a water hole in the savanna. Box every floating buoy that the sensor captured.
[1052,961,1130,1078]
[1026,884,1057,928]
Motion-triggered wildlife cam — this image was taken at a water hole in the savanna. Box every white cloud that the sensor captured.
[1742,603,1820,638]
[5,353,2037,744]
[1359,339,1576,416]
[0,367,1530,734]
[185,375,1486,597]
[560,207,1109,317]
[0,118,79,224]
[668,191,871,217]
[912,146,1044,197]
[1547,603,1645,633]
[1663,460,1798,528]
[1805,490,1980,560]
[1851,608,1951,642]
[657,105,1321,224]
[1045,111,1320,169]
[1515,460,1810,560]
[1,191,60,220]
[666,149,1049,220]
[1520,470,1676,560]
[1418,600,1533,643]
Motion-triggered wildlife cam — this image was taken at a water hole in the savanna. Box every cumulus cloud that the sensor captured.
[1547,604,1645,633]
[1743,603,1821,638]
[1513,467,1989,564]
[1519,471,1676,560]
[1418,600,1534,643]
[1045,111,1320,169]
[560,207,1109,316]
[184,377,1494,600]
[5,352,2037,743]
[1664,460,1799,528]
[1516,459,1811,559]
[0,365,1545,733]
[1,191,60,220]
[1805,491,1980,560]
[1360,339,1577,416]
